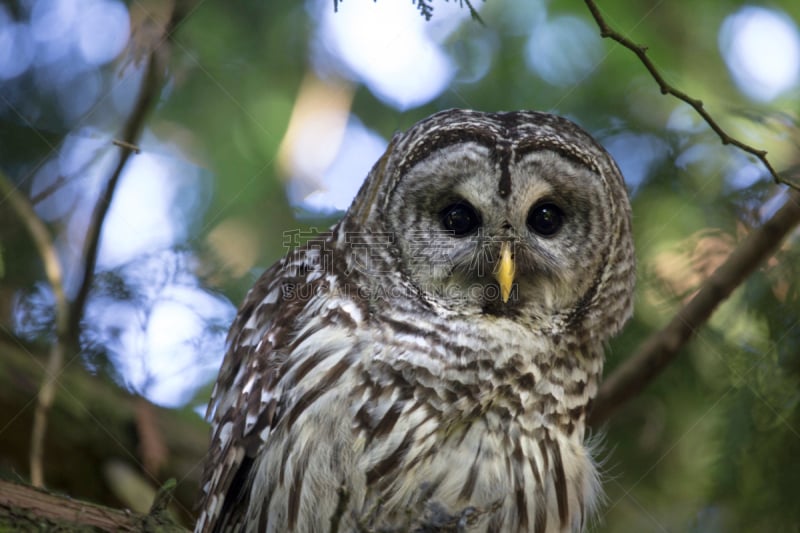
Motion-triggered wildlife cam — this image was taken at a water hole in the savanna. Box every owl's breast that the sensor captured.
[355,406,599,532]
[346,310,603,531]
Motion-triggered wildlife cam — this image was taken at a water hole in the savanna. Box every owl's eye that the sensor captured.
[527,202,564,236]
[440,202,481,236]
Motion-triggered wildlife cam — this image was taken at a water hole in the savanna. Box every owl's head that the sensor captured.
[342,109,634,341]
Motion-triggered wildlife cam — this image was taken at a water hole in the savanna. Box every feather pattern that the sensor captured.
[195,109,634,532]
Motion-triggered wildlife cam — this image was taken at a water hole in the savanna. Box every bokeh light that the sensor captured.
[291,116,387,212]
[720,6,800,101]
[0,7,35,79]
[313,0,472,109]
[525,15,603,87]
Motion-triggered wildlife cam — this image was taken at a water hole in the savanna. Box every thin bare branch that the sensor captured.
[66,0,193,344]
[136,397,169,475]
[583,0,797,191]
[0,171,69,487]
[67,50,166,347]
[112,139,142,153]
[19,1,181,488]
[0,175,68,334]
[590,189,800,426]
[28,175,67,205]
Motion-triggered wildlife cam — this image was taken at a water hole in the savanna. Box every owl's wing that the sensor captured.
[195,249,321,532]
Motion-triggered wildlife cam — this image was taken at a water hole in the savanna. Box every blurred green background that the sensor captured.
[1,0,799,530]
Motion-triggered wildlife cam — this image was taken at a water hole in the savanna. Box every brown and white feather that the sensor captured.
[195,109,634,532]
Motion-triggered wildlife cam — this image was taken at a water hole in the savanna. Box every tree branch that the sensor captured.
[0,479,187,532]
[67,46,167,348]
[590,189,800,426]
[0,171,70,488]
[583,0,797,191]
[17,0,184,489]
[24,47,164,491]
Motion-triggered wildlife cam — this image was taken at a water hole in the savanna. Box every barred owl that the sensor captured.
[195,109,634,532]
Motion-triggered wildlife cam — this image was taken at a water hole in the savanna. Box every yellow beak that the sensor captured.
[494,242,516,304]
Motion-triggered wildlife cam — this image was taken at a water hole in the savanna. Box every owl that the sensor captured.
[195,109,635,532]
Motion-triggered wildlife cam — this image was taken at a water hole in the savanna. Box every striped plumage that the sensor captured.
[195,109,635,532]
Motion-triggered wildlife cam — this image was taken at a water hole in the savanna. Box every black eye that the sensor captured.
[440,202,481,236]
[527,203,564,236]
